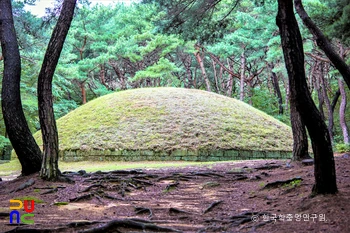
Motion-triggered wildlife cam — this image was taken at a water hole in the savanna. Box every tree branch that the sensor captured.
[294,0,350,89]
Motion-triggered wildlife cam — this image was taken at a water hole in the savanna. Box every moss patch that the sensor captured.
[12,196,45,204]
[34,87,293,161]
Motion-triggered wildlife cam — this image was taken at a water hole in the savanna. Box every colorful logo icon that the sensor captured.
[9,199,35,224]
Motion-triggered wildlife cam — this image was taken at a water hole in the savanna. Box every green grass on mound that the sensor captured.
[34,87,293,155]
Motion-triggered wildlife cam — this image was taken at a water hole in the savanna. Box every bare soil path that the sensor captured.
[0,155,349,233]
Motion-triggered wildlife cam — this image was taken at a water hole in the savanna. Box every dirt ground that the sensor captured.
[0,155,349,233]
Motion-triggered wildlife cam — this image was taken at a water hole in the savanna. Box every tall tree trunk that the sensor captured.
[315,76,325,120]
[110,62,127,90]
[99,64,106,86]
[269,63,284,115]
[38,0,77,181]
[283,75,290,113]
[218,66,223,92]
[312,61,325,120]
[294,0,350,90]
[240,51,246,101]
[290,99,310,160]
[211,58,220,93]
[80,82,87,104]
[338,78,350,144]
[319,63,334,142]
[0,0,42,175]
[194,45,211,92]
[331,89,341,113]
[183,55,194,88]
[277,0,337,194]
[226,59,234,97]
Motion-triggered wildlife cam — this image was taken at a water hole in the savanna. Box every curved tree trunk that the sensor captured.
[277,0,337,194]
[294,0,350,90]
[38,0,77,181]
[0,0,42,175]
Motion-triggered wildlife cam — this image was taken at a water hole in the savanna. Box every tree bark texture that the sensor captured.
[80,82,87,104]
[99,64,106,86]
[290,100,310,160]
[226,58,234,97]
[240,51,246,101]
[331,89,340,113]
[182,55,194,88]
[338,78,350,144]
[0,0,42,175]
[319,63,334,142]
[313,62,325,120]
[269,63,284,115]
[277,0,337,194]
[194,45,211,92]
[294,0,350,90]
[38,0,77,180]
[211,58,220,93]
[110,62,127,90]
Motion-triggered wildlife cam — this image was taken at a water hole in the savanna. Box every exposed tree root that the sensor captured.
[131,178,154,186]
[78,219,182,233]
[157,174,191,182]
[134,206,153,218]
[33,185,66,189]
[164,182,179,192]
[11,178,35,193]
[203,200,223,214]
[102,193,123,201]
[62,170,87,177]
[80,184,106,193]
[55,174,75,184]
[128,218,152,223]
[41,187,58,195]
[133,174,159,179]
[255,164,282,170]
[70,193,96,202]
[230,211,271,226]
[169,207,192,215]
[192,172,224,178]
[235,175,248,180]
[67,221,102,227]
[110,170,145,175]
[263,177,302,189]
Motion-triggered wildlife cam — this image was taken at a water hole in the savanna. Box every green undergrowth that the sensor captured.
[33,87,293,158]
[334,143,350,153]
[0,159,21,177]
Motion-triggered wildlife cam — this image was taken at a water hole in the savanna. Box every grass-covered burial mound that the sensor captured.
[35,88,293,161]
